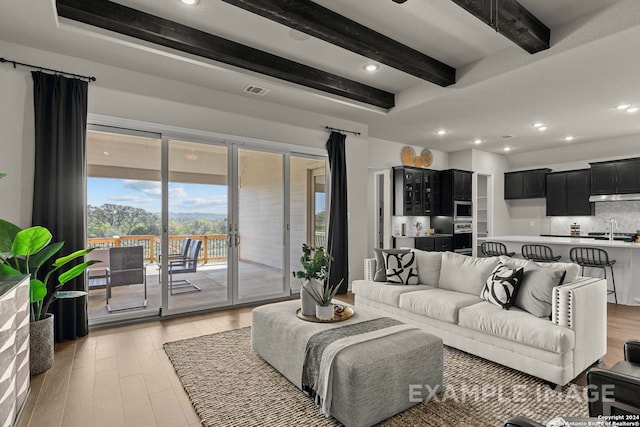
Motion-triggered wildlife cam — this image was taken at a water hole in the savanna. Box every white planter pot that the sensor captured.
[316,303,334,320]
[301,278,322,316]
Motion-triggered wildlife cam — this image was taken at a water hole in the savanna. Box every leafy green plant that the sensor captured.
[0,172,6,179]
[292,244,330,282]
[303,278,344,307]
[0,219,97,322]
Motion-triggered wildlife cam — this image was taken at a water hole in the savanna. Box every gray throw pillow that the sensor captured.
[514,261,566,318]
[373,248,410,282]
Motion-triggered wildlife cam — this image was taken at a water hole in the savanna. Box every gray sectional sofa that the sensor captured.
[352,250,608,386]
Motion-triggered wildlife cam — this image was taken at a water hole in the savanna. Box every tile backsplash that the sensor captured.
[550,201,640,234]
[391,216,430,237]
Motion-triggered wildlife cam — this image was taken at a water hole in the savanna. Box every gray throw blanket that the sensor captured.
[301,317,403,407]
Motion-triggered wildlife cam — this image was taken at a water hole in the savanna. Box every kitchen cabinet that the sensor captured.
[421,170,439,215]
[546,169,594,216]
[393,167,422,216]
[504,169,551,199]
[590,158,640,195]
[437,169,473,215]
[414,236,451,252]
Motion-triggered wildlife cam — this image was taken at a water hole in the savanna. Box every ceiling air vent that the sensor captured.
[499,134,515,139]
[243,85,270,96]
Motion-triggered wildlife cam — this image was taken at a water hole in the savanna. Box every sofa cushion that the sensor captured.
[439,252,499,296]
[514,261,567,318]
[373,248,410,282]
[411,249,442,287]
[458,301,575,354]
[399,289,482,324]
[351,280,434,307]
[480,263,524,310]
[384,251,418,285]
[499,256,580,284]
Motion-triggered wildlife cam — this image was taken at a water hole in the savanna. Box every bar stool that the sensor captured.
[481,242,515,257]
[570,247,617,304]
[521,244,561,262]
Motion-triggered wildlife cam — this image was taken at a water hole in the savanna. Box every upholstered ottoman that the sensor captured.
[252,300,443,427]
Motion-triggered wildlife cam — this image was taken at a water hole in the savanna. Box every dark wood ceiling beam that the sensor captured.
[450,0,550,54]
[56,0,395,109]
[221,0,456,87]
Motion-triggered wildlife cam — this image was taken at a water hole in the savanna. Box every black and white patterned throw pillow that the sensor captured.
[480,262,524,309]
[383,251,419,285]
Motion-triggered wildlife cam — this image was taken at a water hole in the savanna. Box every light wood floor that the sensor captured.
[17,296,640,427]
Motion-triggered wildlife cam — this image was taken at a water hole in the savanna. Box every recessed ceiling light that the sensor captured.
[532,122,544,128]
[616,104,631,110]
[627,107,639,113]
[537,126,548,131]
[473,139,482,144]
[363,64,379,72]
[435,129,447,136]
[103,151,109,156]
[503,147,512,152]
[563,136,575,142]
[180,0,199,4]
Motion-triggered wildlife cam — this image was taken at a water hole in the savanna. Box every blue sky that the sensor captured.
[88,178,325,214]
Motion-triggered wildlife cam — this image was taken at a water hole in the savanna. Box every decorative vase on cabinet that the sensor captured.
[300,278,322,316]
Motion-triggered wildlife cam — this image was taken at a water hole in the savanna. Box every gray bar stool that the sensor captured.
[570,247,617,304]
[481,241,515,257]
[521,244,561,262]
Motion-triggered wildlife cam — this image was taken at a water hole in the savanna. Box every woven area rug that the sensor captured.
[163,327,588,427]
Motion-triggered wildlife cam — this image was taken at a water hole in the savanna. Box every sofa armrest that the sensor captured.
[624,340,640,364]
[553,278,607,377]
[364,258,376,282]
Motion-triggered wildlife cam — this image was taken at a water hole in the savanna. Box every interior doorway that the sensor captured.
[475,173,492,257]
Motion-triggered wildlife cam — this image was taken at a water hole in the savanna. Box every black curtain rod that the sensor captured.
[325,126,361,136]
[0,57,97,82]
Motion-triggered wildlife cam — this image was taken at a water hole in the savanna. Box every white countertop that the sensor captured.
[491,235,640,249]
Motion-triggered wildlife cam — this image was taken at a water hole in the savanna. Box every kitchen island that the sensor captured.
[491,235,640,305]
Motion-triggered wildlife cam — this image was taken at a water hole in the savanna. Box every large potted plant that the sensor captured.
[0,220,96,374]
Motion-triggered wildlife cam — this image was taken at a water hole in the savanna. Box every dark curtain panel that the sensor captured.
[326,131,349,294]
[32,71,89,341]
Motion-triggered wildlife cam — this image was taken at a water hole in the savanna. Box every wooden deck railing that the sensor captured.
[87,235,228,263]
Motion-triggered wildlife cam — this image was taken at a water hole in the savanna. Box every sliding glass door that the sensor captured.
[86,123,327,323]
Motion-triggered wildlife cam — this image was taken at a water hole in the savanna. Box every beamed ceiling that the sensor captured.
[0,0,637,154]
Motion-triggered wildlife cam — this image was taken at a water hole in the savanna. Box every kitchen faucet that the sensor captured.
[609,218,617,243]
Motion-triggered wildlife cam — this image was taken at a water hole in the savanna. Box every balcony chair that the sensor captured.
[570,247,617,304]
[521,244,561,262]
[168,239,203,295]
[169,237,192,264]
[504,340,640,426]
[105,246,148,312]
[481,241,515,257]
[86,248,110,289]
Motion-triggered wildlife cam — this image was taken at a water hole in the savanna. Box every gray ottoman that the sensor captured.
[252,300,443,427]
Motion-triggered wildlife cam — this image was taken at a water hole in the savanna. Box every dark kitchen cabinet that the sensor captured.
[590,163,618,195]
[504,169,551,199]
[421,170,439,215]
[590,158,640,195]
[437,169,473,215]
[616,159,640,193]
[415,236,451,252]
[393,167,422,215]
[546,169,594,216]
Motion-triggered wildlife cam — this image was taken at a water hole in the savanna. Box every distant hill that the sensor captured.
[166,212,227,221]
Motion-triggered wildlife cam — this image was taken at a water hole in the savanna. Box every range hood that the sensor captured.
[589,194,640,202]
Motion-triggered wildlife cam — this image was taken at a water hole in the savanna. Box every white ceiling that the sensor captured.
[1,0,639,154]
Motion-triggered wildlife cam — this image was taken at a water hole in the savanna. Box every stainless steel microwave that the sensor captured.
[454,201,472,221]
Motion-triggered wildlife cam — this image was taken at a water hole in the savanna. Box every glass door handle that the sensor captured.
[234,234,240,247]
[226,234,233,247]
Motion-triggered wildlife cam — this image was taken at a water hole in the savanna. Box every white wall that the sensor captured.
[0,39,370,285]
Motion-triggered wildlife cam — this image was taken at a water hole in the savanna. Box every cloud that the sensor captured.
[170,195,227,211]
[169,187,188,198]
[123,180,161,196]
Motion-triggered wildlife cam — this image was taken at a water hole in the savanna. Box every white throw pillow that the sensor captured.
[439,252,499,296]
[480,262,524,310]
[383,251,419,285]
[499,255,580,284]
[411,249,442,287]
